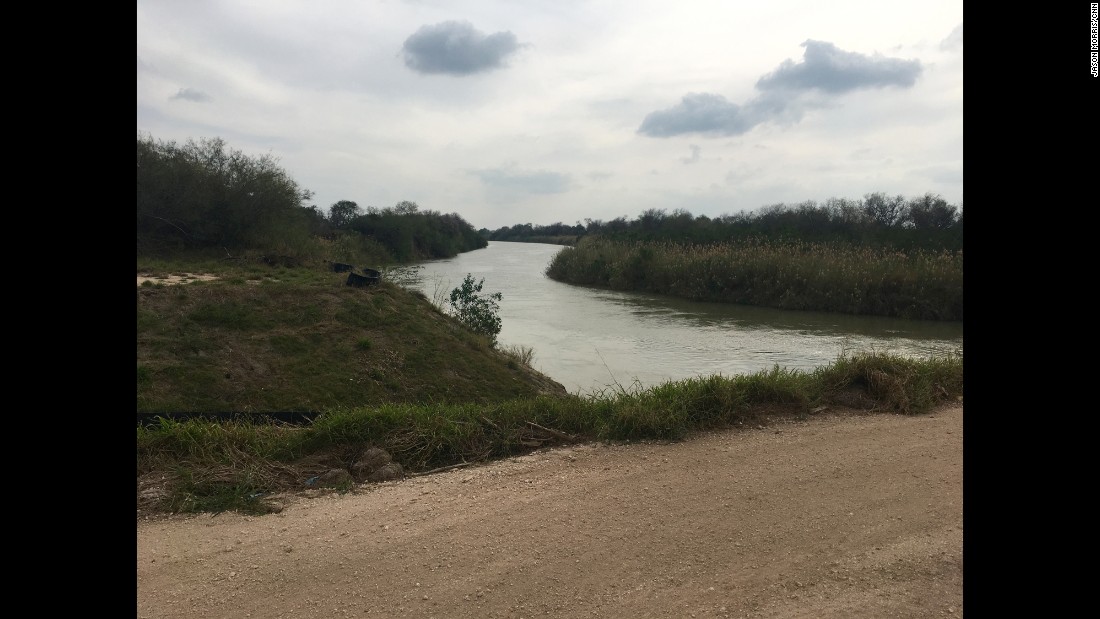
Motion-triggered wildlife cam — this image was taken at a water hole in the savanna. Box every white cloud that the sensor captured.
[171,87,212,102]
[638,40,922,138]
[755,40,921,93]
[402,20,524,75]
[939,23,963,52]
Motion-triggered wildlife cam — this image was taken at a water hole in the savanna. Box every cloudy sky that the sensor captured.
[137,0,963,231]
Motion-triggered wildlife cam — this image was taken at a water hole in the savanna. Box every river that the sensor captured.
[405,241,963,395]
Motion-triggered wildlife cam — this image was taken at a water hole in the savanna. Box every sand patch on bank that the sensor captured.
[136,273,220,286]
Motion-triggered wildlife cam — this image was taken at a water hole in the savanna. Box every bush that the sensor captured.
[448,274,503,344]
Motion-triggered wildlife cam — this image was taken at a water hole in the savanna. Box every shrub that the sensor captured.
[448,274,503,345]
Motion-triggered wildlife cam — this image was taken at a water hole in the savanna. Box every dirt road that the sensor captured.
[137,404,963,618]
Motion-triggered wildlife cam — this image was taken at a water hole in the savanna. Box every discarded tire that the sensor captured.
[346,272,380,287]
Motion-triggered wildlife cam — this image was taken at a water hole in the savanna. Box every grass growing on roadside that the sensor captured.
[812,349,964,413]
[138,350,962,516]
[137,417,307,514]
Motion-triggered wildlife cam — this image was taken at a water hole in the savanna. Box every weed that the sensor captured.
[500,344,535,367]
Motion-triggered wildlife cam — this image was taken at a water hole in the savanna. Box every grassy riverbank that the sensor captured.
[137,252,962,518]
[137,255,564,413]
[545,237,963,321]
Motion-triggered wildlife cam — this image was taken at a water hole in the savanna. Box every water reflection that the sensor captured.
[409,242,963,395]
[591,290,963,340]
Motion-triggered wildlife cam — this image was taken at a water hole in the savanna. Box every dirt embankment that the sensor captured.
[138,404,963,618]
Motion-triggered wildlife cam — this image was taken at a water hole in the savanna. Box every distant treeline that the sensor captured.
[483,194,962,252]
[337,201,487,262]
[481,222,585,245]
[137,133,485,263]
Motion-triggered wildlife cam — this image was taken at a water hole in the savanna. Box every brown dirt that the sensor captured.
[137,404,963,618]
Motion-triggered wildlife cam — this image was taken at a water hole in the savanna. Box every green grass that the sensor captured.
[137,256,559,412]
[138,350,962,517]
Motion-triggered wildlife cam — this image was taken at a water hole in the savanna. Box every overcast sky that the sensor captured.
[137,0,963,231]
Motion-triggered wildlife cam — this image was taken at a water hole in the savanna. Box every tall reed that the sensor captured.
[545,237,962,320]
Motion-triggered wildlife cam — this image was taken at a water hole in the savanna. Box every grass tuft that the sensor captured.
[499,344,535,367]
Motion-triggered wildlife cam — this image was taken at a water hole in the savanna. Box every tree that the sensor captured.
[137,133,312,252]
[904,193,958,229]
[394,200,419,215]
[863,192,907,227]
[448,274,503,344]
[328,200,361,229]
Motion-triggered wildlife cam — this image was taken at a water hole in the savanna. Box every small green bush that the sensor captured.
[448,274,503,345]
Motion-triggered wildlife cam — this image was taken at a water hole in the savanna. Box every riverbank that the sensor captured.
[138,402,963,618]
[137,264,567,413]
[545,237,963,321]
[138,351,962,516]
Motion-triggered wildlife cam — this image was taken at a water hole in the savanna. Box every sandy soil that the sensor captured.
[137,404,963,618]
[137,273,220,286]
